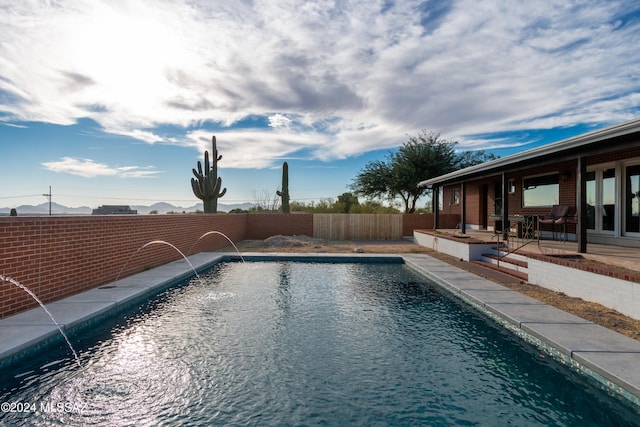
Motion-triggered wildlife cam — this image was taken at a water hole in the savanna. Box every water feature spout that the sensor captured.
[187,231,245,263]
[116,240,200,282]
[0,274,83,369]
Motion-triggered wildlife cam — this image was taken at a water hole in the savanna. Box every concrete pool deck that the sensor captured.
[1,252,639,408]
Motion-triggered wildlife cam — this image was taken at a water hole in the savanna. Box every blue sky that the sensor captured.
[1,0,640,210]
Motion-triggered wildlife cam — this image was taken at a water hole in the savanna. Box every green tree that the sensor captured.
[350,130,496,213]
[353,200,400,213]
[453,149,498,169]
[335,192,359,213]
[289,195,401,213]
[228,208,248,213]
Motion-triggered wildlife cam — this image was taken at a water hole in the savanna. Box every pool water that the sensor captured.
[1,261,638,426]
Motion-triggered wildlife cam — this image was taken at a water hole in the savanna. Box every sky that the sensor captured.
[1,0,640,211]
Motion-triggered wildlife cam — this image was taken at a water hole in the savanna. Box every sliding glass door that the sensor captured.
[586,167,616,233]
[625,164,640,235]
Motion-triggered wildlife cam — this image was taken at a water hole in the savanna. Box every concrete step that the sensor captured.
[481,253,528,270]
[471,259,528,282]
[498,250,530,263]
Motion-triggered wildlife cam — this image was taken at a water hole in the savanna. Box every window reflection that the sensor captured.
[626,165,640,234]
[586,171,596,229]
[588,167,617,233]
[522,174,559,207]
[452,188,460,205]
[602,168,615,231]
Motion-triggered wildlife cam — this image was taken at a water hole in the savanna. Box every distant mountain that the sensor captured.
[131,202,197,214]
[218,202,256,212]
[132,202,255,214]
[0,202,92,215]
[0,201,256,215]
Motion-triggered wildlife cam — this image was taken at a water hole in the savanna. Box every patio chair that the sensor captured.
[537,205,570,242]
[561,207,581,242]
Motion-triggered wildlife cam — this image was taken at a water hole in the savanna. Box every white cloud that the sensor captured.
[3,0,640,163]
[186,129,323,168]
[42,157,161,178]
[1,123,27,129]
[268,114,292,129]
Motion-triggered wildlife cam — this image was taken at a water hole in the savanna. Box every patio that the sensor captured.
[431,228,640,273]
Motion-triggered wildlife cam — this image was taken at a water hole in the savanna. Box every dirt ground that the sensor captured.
[222,235,640,341]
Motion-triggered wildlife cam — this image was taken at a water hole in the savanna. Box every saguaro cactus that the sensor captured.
[191,135,227,213]
[276,161,290,213]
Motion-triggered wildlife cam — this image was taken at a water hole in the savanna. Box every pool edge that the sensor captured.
[402,254,640,410]
[2,252,639,412]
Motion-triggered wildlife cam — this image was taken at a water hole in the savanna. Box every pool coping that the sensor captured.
[1,251,639,409]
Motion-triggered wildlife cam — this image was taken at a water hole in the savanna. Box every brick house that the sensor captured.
[418,117,640,253]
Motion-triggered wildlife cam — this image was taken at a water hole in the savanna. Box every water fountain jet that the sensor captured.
[187,231,245,263]
[0,274,83,369]
[116,240,200,282]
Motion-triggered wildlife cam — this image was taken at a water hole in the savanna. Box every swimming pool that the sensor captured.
[1,261,638,425]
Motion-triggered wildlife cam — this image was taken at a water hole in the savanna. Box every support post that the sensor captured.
[42,186,52,216]
[577,157,587,253]
[460,182,466,234]
[501,173,509,240]
[433,186,440,230]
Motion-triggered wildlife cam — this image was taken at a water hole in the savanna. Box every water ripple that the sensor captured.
[1,262,638,426]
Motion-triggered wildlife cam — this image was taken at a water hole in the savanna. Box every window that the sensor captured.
[602,168,616,231]
[508,179,516,194]
[626,164,640,234]
[494,182,502,215]
[452,188,460,205]
[587,166,617,233]
[586,171,596,229]
[522,173,559,207]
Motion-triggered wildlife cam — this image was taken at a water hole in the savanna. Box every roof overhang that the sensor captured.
[417,116,640,188]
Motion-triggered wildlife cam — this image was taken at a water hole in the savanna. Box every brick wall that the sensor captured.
[464,183,481,225]
[503,161,578,234]
[441,160,580,231]
[247,213,314,239]
[1,215,247,318]
[402,214,432,235]
[438,214,462,229]
[442,186,461,216]
[502,160,578,217]
[1,213,434,319]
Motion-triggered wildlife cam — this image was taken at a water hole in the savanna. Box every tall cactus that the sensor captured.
[276,161,290,213]
[191,135,227,213]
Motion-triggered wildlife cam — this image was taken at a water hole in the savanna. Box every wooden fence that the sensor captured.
[313,214,403,240]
